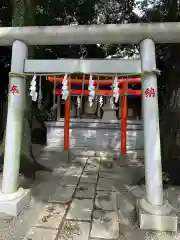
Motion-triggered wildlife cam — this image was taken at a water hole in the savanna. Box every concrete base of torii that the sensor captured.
[0,188,31,216]
[137,198,177,231]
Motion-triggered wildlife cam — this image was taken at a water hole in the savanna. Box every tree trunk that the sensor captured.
[160,48,180,185]
[158,0,180,185]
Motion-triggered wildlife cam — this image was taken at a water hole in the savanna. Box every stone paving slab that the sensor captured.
[120,218,180,240]
[80,171,98,183]
[75,183,96,199]
[59,221,90,240]
[129,185,145,198]
[64,166,84,177]
[52,168,66,176]
[143,231,180,240]
[100,160,115,170]
[74,150,96,157]
[119,225,146,240]
[99,171,121,179]
[34,203,68,229]
[116,192,137,227]
[66,199,93,221]
[119,222,180,240]
[100,165,144,185]
[100,157,114,162]
[24,227,58,240]
[84,162,99,172]
[91,210,119,239]
[59,175,79,187]
[97,178,116,192]
[126,158,144,167]
[95,191,117,211]
[87,156,101,164]
[72,157,88,165]
[95,151,115,158]
[48,186,76,204]
[90,238,125,240]
[99,167,124,176]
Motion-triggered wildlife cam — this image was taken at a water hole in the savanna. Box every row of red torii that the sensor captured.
[0,23,179,232]
[47,75,142,155]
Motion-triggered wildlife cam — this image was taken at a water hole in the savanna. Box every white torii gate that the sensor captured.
[0,23,178,231]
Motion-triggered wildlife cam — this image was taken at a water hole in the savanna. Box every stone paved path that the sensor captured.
[22,147,180,240]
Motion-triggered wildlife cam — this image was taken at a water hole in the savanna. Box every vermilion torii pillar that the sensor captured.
[0,23,178,231]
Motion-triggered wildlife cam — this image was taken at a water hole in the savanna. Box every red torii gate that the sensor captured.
[47,76,142,157]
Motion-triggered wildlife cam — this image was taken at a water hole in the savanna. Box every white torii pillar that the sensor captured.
[0,41,31,216]
[137,39,177,231]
